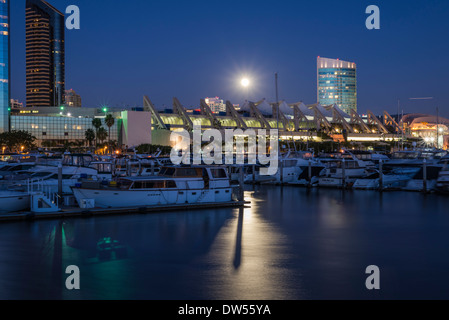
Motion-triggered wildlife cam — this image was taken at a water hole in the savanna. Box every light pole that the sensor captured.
[275,73,279,131]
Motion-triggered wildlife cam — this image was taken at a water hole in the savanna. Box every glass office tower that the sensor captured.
[26,0,65,107]
[0,0,10,132]
[317,57,357,114]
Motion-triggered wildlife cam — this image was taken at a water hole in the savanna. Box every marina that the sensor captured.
[1,0,449,305]
[0,147,447,220]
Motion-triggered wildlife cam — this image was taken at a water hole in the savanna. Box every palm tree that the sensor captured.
[105,114,115,153]
[97,127,108,145]
[85,129,96,149]
[91,118,102,148]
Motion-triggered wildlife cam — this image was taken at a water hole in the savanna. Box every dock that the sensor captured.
[0,200,249,223]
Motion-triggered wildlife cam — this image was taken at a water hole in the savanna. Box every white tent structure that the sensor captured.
[329,104,351,119]
[255,99,273,116]
[298,102,315,118]
[278,100,294,117]
[315,103,333,118]
[239,100,251,113]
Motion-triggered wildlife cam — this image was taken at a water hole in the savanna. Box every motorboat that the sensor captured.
[402,165,444,192]
[288,161,326,186]
[244,150,317,184]
[384,149,447,169]
[353,168,412,190]
[71,165,235,209]
[436,167,449,194]
[318,155,369,188]
[0,190,31,213]
[0,163,37,179]
[345,150,390,166]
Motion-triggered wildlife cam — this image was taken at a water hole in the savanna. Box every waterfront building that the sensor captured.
[26,0,65,107]
[403,113,449,149]
[7,95,419,149]
[64,89,82,108]
[205,97,226,113]
[0,0,10,132]
[10,107,151,148]
[317,57,357,114]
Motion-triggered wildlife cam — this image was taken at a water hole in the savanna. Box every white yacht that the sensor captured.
[352,169,412,190]
[71,165,235,209]
[0,190,31,213]
[318,157,369,188]
[244,150,317,184]
[384,149,447,169]
[436,168,449,194]
[402,165,444,192]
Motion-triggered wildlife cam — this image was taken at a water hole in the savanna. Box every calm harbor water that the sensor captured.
[1,186,449,300]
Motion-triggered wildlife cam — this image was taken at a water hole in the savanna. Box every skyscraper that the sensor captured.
[64,89,82,107]
[317,57,357,114]
[0,0,10,132]
[26,0,65,107]
[205,97,226,113]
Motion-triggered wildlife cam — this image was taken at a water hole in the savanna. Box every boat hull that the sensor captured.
[72,187,233,208]
[0,192,30,213]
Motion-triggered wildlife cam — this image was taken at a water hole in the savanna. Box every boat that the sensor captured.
[318,156,369,188]
[436,168,449,194]
[71,165,235,209]
[402,165,444,192]
[0,179,59,214]
[244,150,317,184]
[288,161,326,186]
[345,150,390,166]
[352,168,412,190]
[383,149,447,169]
[0,190,31,213]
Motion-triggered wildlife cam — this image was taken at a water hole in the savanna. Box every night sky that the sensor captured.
[9,0,449,117]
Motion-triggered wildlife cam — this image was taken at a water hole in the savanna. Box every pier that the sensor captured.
[0,200,249,223]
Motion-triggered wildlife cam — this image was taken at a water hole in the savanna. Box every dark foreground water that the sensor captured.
[1,186,449,300]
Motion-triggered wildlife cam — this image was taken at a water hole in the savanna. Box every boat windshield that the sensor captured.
[130,180,177,189]
[328,160,359,169]
[391,152,420,159]
[159,167,202,177]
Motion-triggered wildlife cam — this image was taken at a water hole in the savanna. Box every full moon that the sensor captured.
[241,78,250,87]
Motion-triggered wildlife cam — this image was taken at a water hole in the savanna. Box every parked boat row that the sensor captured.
[0,147,448,215]
[241,148,449,194]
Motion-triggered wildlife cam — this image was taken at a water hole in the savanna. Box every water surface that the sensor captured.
[0,186,448,300]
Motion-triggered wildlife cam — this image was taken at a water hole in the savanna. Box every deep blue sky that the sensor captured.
[9,0,449,117]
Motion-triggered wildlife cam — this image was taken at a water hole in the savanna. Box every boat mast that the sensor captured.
[436,106,440,149]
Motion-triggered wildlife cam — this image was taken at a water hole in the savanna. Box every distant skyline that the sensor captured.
[8,0,449,118]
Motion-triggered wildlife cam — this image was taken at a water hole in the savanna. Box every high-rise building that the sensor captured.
[64,89,82,107]
[26,0,65,107]
[317,57,357,114]
[0,0,10,132]
[11,99,24,109]
[205,97,226,113]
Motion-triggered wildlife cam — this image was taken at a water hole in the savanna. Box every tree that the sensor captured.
[0,130,36,153]
[97,127,108,145]
[105,114,115,152]
[85,129,95,148]
[92,118,102,148]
